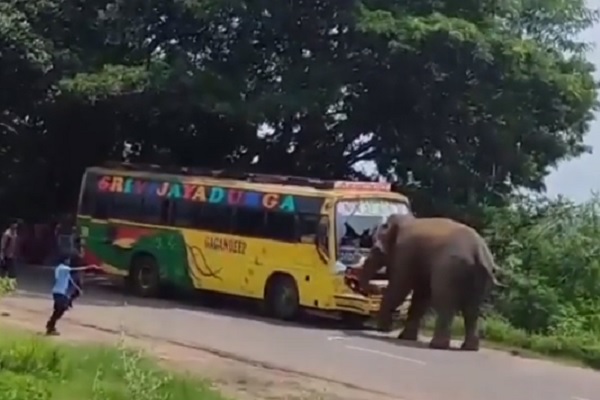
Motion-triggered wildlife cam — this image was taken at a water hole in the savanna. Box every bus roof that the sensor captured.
[88,162,409,201]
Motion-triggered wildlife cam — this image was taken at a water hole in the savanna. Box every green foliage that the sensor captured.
[0,329,226,400]
[0,278,16,297]
[478,194,600,366]
[59,65,155,100]
[0,371,51,400]
[0,0,597,219]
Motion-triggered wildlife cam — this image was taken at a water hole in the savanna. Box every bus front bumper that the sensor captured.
[333,280,410,317]
[333,293,386,316]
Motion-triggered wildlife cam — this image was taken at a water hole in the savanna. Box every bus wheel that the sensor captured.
[265,274,300,321]
[129,254,160,298]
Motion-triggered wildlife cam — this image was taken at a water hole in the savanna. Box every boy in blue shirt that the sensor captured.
[45,256,95,335]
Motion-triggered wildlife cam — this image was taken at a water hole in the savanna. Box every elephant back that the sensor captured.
[396,217,469,250]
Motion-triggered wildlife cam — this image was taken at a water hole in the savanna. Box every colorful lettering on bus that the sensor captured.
[97,175,296,212]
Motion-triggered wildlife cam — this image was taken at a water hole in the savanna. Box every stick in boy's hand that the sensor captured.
[87,264,103,273]
[73,264,101,272]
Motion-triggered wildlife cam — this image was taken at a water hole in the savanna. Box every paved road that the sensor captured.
[3,267,600,400]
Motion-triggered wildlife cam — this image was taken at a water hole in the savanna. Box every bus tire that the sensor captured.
[128,254,160,298]
[265,273,300,321]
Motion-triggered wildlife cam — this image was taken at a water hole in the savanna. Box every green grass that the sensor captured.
[0,277,16,296]
[0,327,229,400]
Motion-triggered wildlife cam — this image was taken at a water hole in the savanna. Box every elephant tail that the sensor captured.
[475,236,506,288]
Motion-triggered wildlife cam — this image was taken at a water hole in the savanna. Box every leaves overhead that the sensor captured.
[0,0,597,219]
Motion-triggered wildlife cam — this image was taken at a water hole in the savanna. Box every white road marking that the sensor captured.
[327,336,348,341]
[345,345,427,366]
[185,310,230,320]
[572,397,592,400]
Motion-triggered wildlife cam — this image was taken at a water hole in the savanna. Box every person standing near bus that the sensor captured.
[0,220,20,279]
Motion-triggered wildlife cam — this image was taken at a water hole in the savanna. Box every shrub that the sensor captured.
[479,194,600,366]
[0,371,51,400]
[0,277,15,297]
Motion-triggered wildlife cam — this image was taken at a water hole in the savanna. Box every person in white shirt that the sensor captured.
[45,256,96,335]
[0,221,20,279]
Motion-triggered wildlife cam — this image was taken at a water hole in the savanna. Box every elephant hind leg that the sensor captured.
[429,303,454,350]
[460,304,480,351]
[460,280,488,351]
[429,264,458,350]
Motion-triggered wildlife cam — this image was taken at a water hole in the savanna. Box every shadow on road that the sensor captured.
[11,264,354,331]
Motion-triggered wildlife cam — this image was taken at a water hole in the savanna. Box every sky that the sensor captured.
[544,0,600,202]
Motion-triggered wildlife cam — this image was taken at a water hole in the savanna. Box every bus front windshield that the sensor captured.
[335,199,411,265]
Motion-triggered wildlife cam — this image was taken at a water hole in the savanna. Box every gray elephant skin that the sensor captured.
[358,214,502,351]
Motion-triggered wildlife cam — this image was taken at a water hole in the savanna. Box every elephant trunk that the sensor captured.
[358,251,383,294]
[358,265,372,294]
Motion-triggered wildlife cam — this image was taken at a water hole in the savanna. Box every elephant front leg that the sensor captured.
[376,284,410,332]
[398,285,430,341]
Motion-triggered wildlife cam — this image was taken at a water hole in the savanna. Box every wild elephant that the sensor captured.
[358,213,502,351]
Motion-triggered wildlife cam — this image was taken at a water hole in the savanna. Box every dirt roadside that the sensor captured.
[0,306,398,400]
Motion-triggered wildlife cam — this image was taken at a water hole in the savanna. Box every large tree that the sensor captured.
[0,0,597,219]
[0,1,57,216]
[350,0,598,220]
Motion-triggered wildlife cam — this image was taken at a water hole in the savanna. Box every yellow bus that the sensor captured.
[76,162,411,322]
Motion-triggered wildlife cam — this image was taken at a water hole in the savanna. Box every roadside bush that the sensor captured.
[0,277,15,296]
[480,195,600,366]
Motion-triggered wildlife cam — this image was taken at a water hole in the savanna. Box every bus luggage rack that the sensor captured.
[101,161,391,191]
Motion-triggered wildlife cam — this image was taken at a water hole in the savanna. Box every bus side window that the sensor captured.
[139,195,169,225]
[264,211,296,242]
[233,208,266,237]
[160,199,170,224]
[111,193,142,221]
[297,214,319,243]
[172,200,196,228]
[195,204,233,233]
[92,193,111,219]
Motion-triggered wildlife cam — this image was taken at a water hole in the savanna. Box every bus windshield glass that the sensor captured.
[335,199,411,265]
